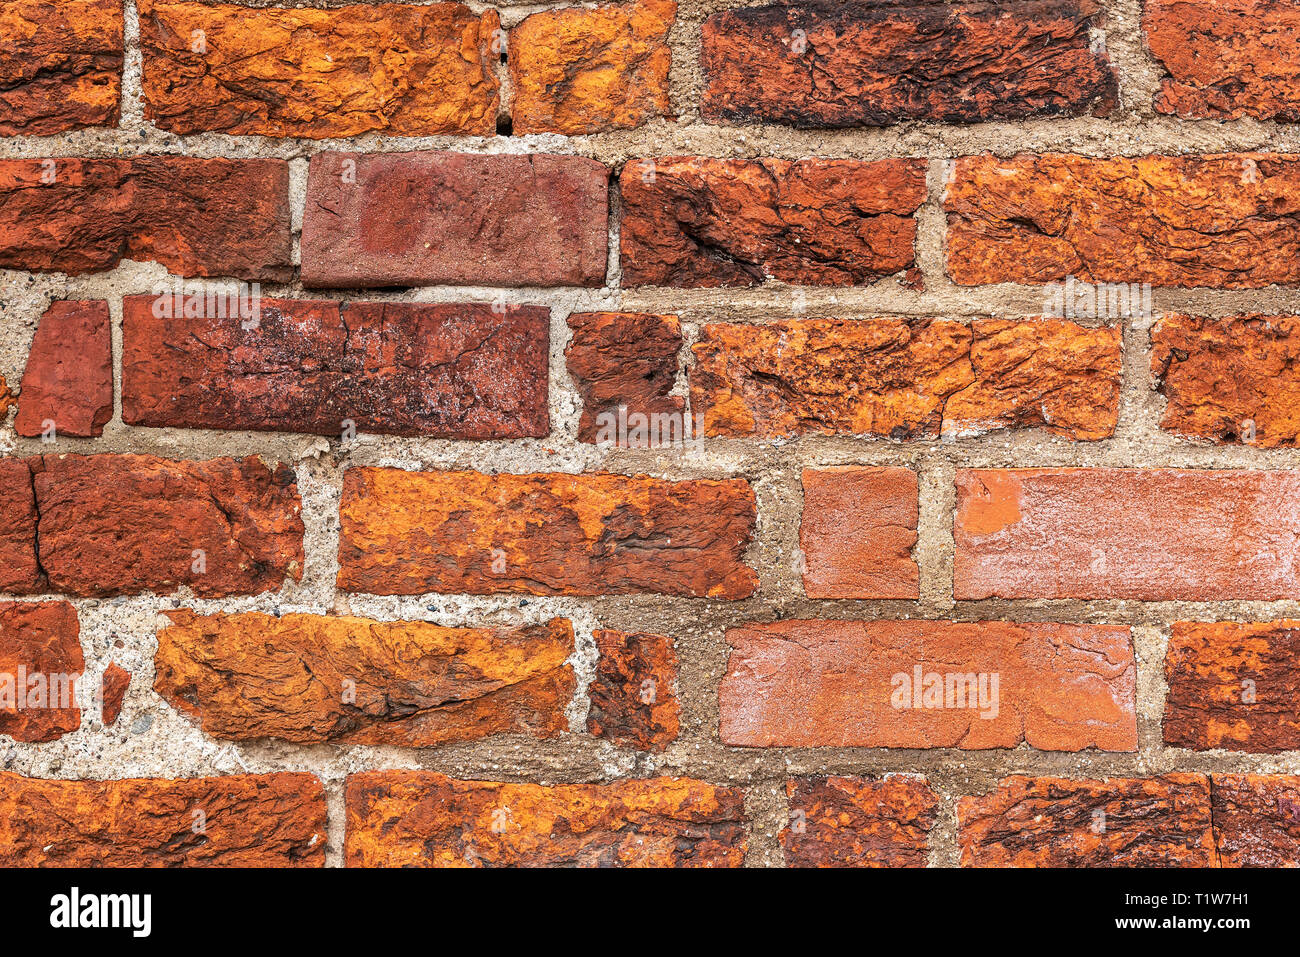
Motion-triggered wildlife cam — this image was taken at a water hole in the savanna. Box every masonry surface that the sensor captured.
[3,0,1300,868]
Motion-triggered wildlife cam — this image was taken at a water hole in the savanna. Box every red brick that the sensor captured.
[1145,0,1300,121]
[0,601,82,742]
[586,629,679,751]
[1165,620,1300,752]
[337,468,757,599]
[0,771,326,866]
[345,772,746,867]
[947,152,1300,288]
[0,157,290,280]
[719,619,1136,750]
[0,0,123,136]
[1212,774,1300,867]
[100,662,129,726]
[703,0,1116,127]
[122,296,549,439]
[958,775,1217,867]
[619,156,926,287]
[301,152,608,288]
[800,467,918,599]
[782,776,937,868]
[955,468,1300,600]
[14,301,112,439]
[33,454,303,598]
[140,0,500,137]
[0,458,41,594]
[154,611,574,746]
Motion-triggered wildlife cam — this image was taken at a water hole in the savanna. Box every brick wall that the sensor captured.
[2,0,1300,868]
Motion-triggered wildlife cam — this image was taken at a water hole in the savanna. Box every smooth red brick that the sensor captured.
[782,776,937,868]
[0,601,82,742]
[337,468,757,599]
[301,152,609,288]
[955,468,1300,600]
[0,771,326,866]
[619,156,926,287]
[719,619,1136,750]
[958,775,1217,867]
[1165,620,1300,752]
[800,467,919,599]
[947,153,1300,288]
[0,0,123,136]
[1213,774,1300,867]
[703,0,1116,127]
[122,296,549,439]
[14,300,112,439]
[586,629,679,751]
[345,772,746,867]
[1146,0,1300,121]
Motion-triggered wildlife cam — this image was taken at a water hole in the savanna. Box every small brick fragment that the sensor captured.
[0,601,82,742]
[14,301,112,439]
[586,629,679,751]
[782,776,937,868]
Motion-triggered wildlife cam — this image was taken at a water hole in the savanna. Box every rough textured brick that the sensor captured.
[122,297,549,439]
[154,611,574,746]
[719,619,1136,750]
[0,601,82,742]
[1152,314,1300,447]
[0,771,326,866]
[947,153,1300,288]
[586,629,679,751]
[510,0,674,135]
[0,0,123,136]
[1165,621,1300,753]
[0,458,41,594]
[620,156,926,287]
[140,0,500,137]
[958,775,1217,867]
[1145,0,1300,121]
[0,157,291,280]
[34,454,303,598]
[14,301,112,439]
[565,312,684,445]
[100,662,129,726]
[691,318,1119,440]
[0,376,13,419]
[702,0,1116,127]
[782,776,937,868]
[1212,774,1300,867]
[954,468,1300,600]
[337,468,757,599]
[345,772,746,867]
[800,467,919,599]
[301,152,608,288]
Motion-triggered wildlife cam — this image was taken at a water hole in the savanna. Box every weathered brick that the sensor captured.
[155,611,574,746]
[14,301,112,439]
[1152,314,1300,447]
[1165,620,1300,752]
[100,662,129,726]
[337,468,757,599]
[1145,0,1300,121]
[947,152,1300,288]
[782,776,937,868]
[510,0,674,135]
[1212,774,1300,867]
[719,619,1136,750]
[0,0,123,136]
[33,454,303,598]
[800,467,919,600]
[565,311,684,445]
[586,629,679,751]
[0,376,13,419]
[140,0,500,137]
[122,296,549,439]
[301,152,608,288]
[345,772,746,867]
[702,0,1116,127]
[620,156,926,287]
[0,157,291,280]
[691,318,1119,440]
[0,771,326,866]
[954,468,1300,600]
[0,601,82,743]
[0,458,41,594]
[958,775,1217,867]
